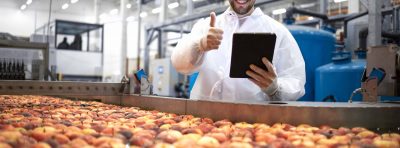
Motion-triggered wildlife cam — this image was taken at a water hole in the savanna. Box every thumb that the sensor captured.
[210,12,216,27]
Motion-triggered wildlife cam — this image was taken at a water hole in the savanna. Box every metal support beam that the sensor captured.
[186,0,194,15]
[368,0,382,46]
[120,0,128,75]
[158,29,163,58]
[320,0,328,26]
[144,30,151,73]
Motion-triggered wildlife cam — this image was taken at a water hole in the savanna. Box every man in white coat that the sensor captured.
[171,0,305,101]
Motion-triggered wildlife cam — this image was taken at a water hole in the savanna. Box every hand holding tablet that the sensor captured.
[229,33,276,78]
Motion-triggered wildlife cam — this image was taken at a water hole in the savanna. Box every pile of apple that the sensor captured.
[0,95,399,148]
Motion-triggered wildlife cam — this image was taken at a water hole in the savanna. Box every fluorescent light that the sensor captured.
[168,2,179,9]
[20,4,27,10]
[299,3,315,9]
[272,8,286,15]
[126,16,135,21]
[152,7,161,14]
[99,13,107,19]
[26,0,32,5]
[71,0,79,4]
[62,3,69,9]
[109,9,119,15]
[126,3,132,8]
[334,0,347,3]
[140,12,147,18]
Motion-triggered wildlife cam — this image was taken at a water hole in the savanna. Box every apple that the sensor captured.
[157,130,183,143]
[160,124,172,131]
[0,143,12,148]
[0,131,23,143]
[224,142,253,148]
[179,133,202,141]
[44,139,60,148]
[269,138,294,148]
[197,136,220,148]
[373,137,399,148]
[182,128,203,135]
[357,130,377,139]
[66,138,89,147]
[31,142,51,148]
[292,139,315,147]
[352,127,368,134]
[52,134,70,144]
[174,138,200,148]
[82,128,97,135]
[206,132,228,143]
[202,118,214,124]
[198,123,215,134]
[231,136,252,143]
[130,136,154,147]
[214,120,232,127]
[317,138,339,146]
[153,142,175,148]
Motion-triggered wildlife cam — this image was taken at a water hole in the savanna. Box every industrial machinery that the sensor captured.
[0,33,49,80]
[32,20,104,82]
[0,81,399,131]
[287,26,336,101]
[150,58,179,97]
[315,50,366,102]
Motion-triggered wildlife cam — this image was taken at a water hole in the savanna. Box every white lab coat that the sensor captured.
[171,8,306,101]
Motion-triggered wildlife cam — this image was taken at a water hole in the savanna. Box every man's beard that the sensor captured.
[229,0,255,15]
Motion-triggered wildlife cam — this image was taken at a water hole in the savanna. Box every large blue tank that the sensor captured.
[315,51,366,102]
[287,26,336,101]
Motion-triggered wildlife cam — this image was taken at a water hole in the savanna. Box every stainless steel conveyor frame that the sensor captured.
[0,80,399,132]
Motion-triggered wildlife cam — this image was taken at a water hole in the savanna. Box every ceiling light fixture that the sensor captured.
[272,8,286,15]
[62,3,69,9]
[152,7,161,14]
[168,2,179,9]
[126,3,132,8]
[334,0,347,3]
[71,0,79,4]
[20,4,27,10]
[109,9,119,15]
[140,12,147,18]
[99,13,107,19]
[26,0,32,5]
[126,16,135,21]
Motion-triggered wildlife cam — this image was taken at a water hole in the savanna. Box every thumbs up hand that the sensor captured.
[200,12,224,52]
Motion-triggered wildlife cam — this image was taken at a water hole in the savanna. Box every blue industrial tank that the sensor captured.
[315,51,366,102]
[287,26,336,101]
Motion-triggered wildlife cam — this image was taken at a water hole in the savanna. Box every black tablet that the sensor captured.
[229,33,276,78]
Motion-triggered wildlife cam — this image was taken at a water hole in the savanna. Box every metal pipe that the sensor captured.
[343,11,368,38]
[396,7,400,32]
[382,32,400,41]
[284,7,328,25]
[359,27,368,51]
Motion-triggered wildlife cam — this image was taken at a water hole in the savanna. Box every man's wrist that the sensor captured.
[262,78,279,97]
[199,37,207,52]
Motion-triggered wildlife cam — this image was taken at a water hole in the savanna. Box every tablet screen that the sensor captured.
[229,33,276,78]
